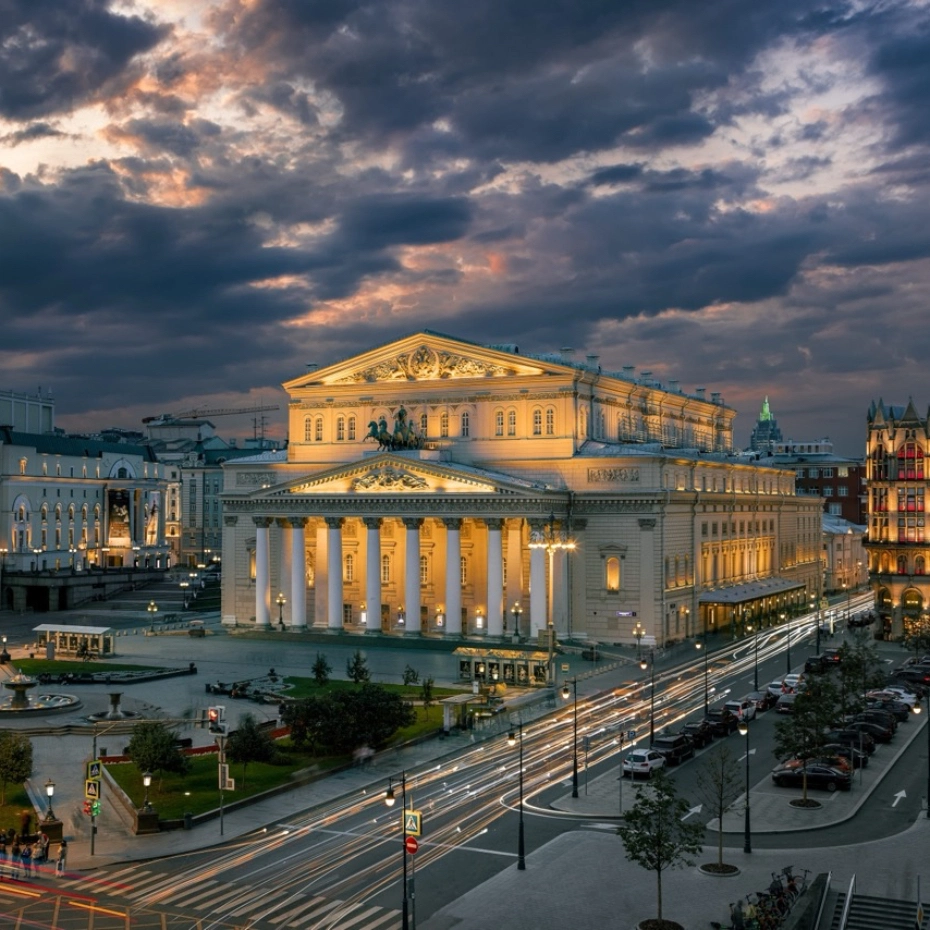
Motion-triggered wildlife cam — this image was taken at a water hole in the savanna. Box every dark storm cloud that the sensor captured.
[115,118,222,157]
[0,0,167,119]
[0,122,66,146]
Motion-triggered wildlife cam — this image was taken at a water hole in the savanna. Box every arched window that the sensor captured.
[460,556,468,586]
[314,418,323,442]
[897,555,908,574]
[68,504,75,521]
[546,407,555,435]
[336,417,345,441]
[420,413,428,434]
[916,556,926,576]
[507,410,516,436]
[40,504,48,523]
[440,412,449,437]
[344,553,354,583]
[495,410,504,436]
[461,412,470,437]
[381,554,391,584]
[532,409,542,436]
[55,504,61,521]
[348,416,356,441]
[420,555,429,585]
[606,557,620,591]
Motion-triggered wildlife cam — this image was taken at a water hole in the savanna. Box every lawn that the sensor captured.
[12,659,164,676]
[0,787,38,839]
[107,704,444,818]
[284,676,467,701]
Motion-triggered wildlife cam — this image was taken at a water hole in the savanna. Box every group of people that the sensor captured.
[0,831,67,878]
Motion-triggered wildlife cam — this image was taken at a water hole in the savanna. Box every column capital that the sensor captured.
[484,518,504,531]
[224,515,238,527]
[363,517,383,530]
[286,517,307,529]
[442,517,462,530]
[638,518,657,530]
[325,517,344,530]
[252,516,274,529]
[403,517,423,530]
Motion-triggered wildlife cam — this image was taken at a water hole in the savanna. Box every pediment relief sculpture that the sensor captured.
[332,344,522,384]
[351,467,430,492]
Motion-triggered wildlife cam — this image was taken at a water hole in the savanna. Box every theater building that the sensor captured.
[220,332,820,664]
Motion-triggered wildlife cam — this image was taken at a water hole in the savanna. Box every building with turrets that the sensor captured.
[749,396,784,453]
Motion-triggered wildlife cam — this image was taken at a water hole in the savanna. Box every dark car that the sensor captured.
[776,693,798,714]
[651,732,696,765]
[771,763,851,792]
[841,719,893,743]
[865,698,911,722]
[704,708,739,736]
[822,648,842,665]
[853,708,898,732]
[893,668,930,687]
[804,655,829,674]
[822,743,869,769]
[682,719,714,748]
[746,690,778,712]
[824,728,876,754]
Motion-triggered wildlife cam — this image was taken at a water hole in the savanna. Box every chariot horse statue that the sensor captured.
[365,407,423,451]
[366,417,393,451]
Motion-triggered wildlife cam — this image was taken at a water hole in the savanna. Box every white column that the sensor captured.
[253,516,271,627]
[289,517,307,629]
[529,522,546,637]
[485,519,504,637]
[444,518,462,635]
[506,520,523,610]
[404,518,422,633]
[326,517,344,630]
[314,524,328,627]
[364,517,382,633]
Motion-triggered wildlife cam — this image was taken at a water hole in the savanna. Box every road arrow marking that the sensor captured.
[738,749,757,761]
[681,804,703,821]
[892,790,906,807]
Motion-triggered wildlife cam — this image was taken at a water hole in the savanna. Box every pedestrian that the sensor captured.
[11,839,20,878]
[0,833,7,876]
[20,843,31,877]
[55,840,66,877]
[38,833,49,864]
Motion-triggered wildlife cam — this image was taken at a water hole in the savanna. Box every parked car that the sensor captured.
[767,679,789,698]
[682,719,715,748]
[704,708,739,736]
[622,748,666,779]
[822,743,869,769]
[651,732,696,766]
[865,697,911,722]
[723,698,757,722]
[879,685,923,704]
[892,668,930,687]
[852,708,898,732]
[780,754,851,774]
[746,690,778,712]
[771,763,851,792]
[782,673,804,692]
[822,648,842,665]
[804,655,829,674]
[868,688,918,708]
[841,719,893,743]
[776,693,798,714]
[824,728,876,754]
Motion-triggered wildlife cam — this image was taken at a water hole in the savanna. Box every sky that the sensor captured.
[2,0,930,455]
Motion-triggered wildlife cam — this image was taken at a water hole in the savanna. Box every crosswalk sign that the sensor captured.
[87,760,102,780]
[85,779,101,800]
[403,810,422,837]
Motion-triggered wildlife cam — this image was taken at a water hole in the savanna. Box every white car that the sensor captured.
[724,698,757,722]
[622,749,666,779]
[869,687,918,708]
[767,679,787,698]
[782,674,804,692]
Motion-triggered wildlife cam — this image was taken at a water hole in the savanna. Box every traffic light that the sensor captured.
[91,800,101,816]
[208,706,219,730]
[82,800,92,815]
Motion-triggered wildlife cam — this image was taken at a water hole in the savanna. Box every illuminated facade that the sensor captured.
[864,399,930,639]
[221,332,820,655]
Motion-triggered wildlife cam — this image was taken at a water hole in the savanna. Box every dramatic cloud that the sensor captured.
[1,0,929,453]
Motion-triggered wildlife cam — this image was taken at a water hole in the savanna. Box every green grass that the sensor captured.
[283,677,466,700]
[12,659,164,675]
[0,787,35,836]
[106,705,443,818]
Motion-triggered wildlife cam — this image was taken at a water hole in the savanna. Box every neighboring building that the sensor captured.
[822,513,867,597]
[0,388,54,434]
[864,398,930,640]
[0,426,169,610]
[221,331,820,675]
[759,439,865,524]
[748,396,783,453]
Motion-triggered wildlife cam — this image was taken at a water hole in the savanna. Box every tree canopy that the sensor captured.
[0,731,32,805]
[126,721,190,788]
[225,713,277,789]
[346,650,371,683]
[695,742,742,868]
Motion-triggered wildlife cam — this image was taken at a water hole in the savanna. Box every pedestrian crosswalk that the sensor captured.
[57,868,402,929]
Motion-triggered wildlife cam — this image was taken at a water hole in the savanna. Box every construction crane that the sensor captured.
[142,404,280,424]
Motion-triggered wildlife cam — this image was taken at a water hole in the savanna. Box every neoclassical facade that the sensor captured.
[864,399,930,639]
[221,332,820,654]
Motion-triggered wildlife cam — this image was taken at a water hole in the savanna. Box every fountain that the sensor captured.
[4,674,37,709]
[87,692,140,724]
[0,672,81,716]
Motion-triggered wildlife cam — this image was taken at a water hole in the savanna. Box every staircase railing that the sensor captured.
[838,874,856,930]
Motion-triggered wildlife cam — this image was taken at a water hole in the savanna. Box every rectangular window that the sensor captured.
[823,487,833,497]
[701,522,708,536]
[838,486,848,497]
[822,467,833,477]
[838,466,849,477]
[807,468,819,478]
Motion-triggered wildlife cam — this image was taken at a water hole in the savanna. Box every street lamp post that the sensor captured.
[528,513,576,684]
[511,602,522,640]
[845,581,852,624]
[276,592,286,631]
[748,624,759,692]
[560,678,580,798]
[506,722,526,870]
[639,651,656,746]
[634,621,644,660]
[384,773,410,930]
[737,720,752,853]
[696,634,709,714]
[781,611,790,674]
[142,771,152,811]
[147,601,158,631]
[44,779,55,821]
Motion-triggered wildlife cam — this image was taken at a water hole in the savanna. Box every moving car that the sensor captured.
[682,719,714,748]
[704,708,739,736]
[771,763,851,792]
[651,732,695,765]
[622,748,666,779]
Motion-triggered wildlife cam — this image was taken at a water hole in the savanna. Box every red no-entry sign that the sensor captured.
[404,835,419,855]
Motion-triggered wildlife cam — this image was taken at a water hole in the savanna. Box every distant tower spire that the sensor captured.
[759,396,772,422]
[749,396,782,452]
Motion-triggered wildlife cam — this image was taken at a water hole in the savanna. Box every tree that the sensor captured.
[225,713,276,789]
[312,653,332,687]
[281,694,336,753]
[836,631,884,712]
[773,675,839,802]
[695,742,742,868]
[617,769,703,924]
[346,649,371,683]
[0,732,32,805]
[126,721,190,790]
[902,614,930,660]
[402,665,419,686]
[420,676,435,720]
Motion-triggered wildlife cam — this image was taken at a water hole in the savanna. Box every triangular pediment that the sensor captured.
[261,454,548,497]
[283,331,547,391]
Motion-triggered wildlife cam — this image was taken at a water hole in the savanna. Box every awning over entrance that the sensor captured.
[698,577,806,605]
